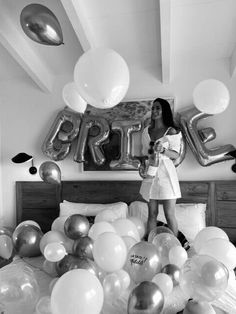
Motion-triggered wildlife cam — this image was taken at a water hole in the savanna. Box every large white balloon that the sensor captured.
[62,82,87,113]
[193,79,230,114]
[74,47,130,109]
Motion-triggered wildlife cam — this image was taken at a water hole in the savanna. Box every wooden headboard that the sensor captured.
[15,180,236,243]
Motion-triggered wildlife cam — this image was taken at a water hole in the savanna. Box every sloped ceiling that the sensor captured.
[0,0,236,92]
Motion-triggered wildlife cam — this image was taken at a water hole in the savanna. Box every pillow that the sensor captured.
[128,201,206,243]
[60,201,128,220]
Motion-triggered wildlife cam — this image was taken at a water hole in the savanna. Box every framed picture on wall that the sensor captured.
[83,97,174,171]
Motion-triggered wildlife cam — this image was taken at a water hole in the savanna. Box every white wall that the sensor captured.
[0,57,236,227]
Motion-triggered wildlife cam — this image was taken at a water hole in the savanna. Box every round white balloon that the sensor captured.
[193,79,230,114]
[62,82,87,113]
[74,47,130,109]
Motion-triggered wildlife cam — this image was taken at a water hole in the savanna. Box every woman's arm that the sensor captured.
[159,127,180,160]
[160,147,179,160]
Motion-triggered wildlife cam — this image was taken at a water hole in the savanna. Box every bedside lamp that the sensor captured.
[11,152,37,175]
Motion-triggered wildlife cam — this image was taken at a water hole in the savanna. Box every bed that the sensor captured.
[6,180,236,313]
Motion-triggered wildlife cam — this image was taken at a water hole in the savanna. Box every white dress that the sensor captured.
[139,127,182,201]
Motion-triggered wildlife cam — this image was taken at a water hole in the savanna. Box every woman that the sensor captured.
[139,98,181,237]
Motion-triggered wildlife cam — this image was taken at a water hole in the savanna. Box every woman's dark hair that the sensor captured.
[150,98,175,128]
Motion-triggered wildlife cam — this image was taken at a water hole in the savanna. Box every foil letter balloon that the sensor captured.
[177,107,235,166]
[110,120,142,170]
[20,4,63,46]
[74,115,110,165]
[42,107,81,161]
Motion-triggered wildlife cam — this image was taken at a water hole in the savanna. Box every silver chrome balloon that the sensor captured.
[128,281,164,314]
[39,161,61,184]
[12,225,43,257]
[20,4,63,46]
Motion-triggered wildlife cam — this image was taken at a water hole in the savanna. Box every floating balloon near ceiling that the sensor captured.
[20,3,63,46]
[193,79,230,114]
[74,47,130,109]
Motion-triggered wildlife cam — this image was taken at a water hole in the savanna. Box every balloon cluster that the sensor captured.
[1,214,236,313]
[180,226,236,312]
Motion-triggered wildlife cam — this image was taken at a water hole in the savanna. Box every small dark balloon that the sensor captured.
[161,264,181,287]
[56,254,97,277]
[20,4,63,46]
[73,236,94,260]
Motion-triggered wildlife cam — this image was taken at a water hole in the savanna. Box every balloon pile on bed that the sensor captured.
[0,215,236,314]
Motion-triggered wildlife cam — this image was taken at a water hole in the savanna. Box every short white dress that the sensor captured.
[139,127,182,202]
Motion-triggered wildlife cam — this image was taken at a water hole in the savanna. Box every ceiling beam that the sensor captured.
[159,0,172,84]
[230,45,236,78]
[60,0,94,51]
[0,7,54,93]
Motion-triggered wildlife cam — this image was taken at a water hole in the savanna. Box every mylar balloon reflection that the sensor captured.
[39,161,61,184]
[74,47,130,109]
[20,4,63,46]
[12,224,43,257]
[64,214,90,239]
[128,281,164,314]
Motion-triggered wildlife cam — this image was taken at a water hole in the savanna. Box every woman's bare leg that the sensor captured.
[147,199,159,236]
[163,199,178,236]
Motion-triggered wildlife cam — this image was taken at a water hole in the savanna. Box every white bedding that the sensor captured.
[9,250,231,314]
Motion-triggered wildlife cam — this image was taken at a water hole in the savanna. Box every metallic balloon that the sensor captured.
[161,264,181,287]
[39,161,61,184]
[42,107,82,161]
[12,224,43,257]
[125,241,162,283]
[177,107,235,166]
[128,281,164,314]
[56,254,97,277]
[64,214,90,239]
[110,120,142,170]
[74,115,110,165]
[73,235,94,260]
[20,4,63,46]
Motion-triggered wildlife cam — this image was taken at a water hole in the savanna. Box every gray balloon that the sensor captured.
[73,236,94,260]
[128,281,164,314]
[12,225,43,257]
[64,214,90,239]
[20,4,63,46]
[39,161,61,184]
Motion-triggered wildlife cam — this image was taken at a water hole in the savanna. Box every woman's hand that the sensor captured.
[155,141,163,153]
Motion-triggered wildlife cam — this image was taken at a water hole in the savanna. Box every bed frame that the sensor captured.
[15,180,236,243]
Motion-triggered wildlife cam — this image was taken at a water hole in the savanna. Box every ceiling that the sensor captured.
[0,0,236,93]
